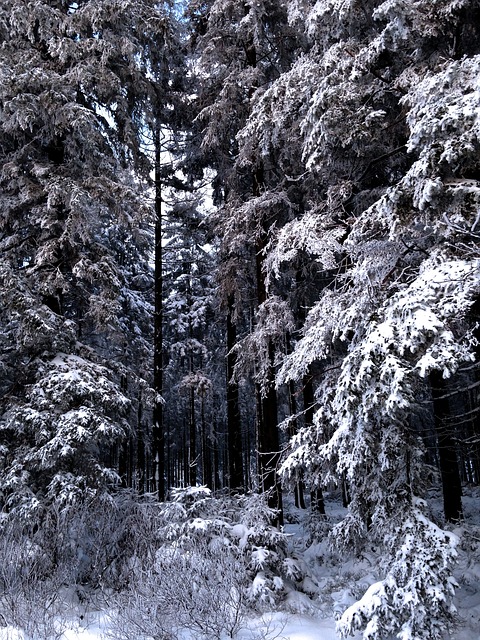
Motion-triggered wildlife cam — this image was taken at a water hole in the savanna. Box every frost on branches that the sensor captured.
[0,0,174,517]
[338,500,459,640]
[279,256,479,636]
[0,352,130,517]
[262,1,480,636]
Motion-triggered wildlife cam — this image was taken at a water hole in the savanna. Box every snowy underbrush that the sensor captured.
[0,491,161,638]
[2,487,480,640]
[108,487,313,639]
[0,487,311,639]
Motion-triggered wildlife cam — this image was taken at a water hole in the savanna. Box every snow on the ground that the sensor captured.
[61,612,110,640]
[62,627,105,640]
[0,628,24,640]
[0,615,345,640]
[236,611,344,640]
[251,613,342,640]
[2,488,480,640]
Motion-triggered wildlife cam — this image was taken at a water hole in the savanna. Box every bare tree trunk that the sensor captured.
[152,125,165,499]
[118,440,128,488]
[137,393,146,494]
[288,377,306,509]
[189,385,197,487]
[470,299,480,483]
[227,295,244,491]
[201,397,214,489]
[303,370,325,514]
[183,418,189,487]
[244,415,252,490]
[256,353,283,525]
[430,370,463,522]
[254,166,283,525]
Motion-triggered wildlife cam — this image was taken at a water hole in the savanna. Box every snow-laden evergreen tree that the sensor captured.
[0,0,180,519]
[238,0,480,637]
[188,0,302,518]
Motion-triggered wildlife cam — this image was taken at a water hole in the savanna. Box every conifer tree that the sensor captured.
[0,0,179,516]
[239,0,480,635]
[188,0,300,520]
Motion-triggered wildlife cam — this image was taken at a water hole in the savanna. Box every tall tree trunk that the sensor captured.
[227,294,244,491]
[430,370,463,522]
[244,414,252,490]
[189,384,197,487]
[288,377,306,509]
[286,332,305,508]
[152,125,165,499]
[256,356,283,524]
[183,418,189,486]
[213,422,221,490]
[201,397,214,489]
[470,298,480,484]
[254,165,283,524]
[303,370,325,514]
[137,392,146,494]
[118,441,128,489]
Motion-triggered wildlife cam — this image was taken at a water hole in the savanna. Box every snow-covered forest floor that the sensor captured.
[1,487,479,640]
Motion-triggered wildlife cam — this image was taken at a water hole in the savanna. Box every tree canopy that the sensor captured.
[1,1,480,638]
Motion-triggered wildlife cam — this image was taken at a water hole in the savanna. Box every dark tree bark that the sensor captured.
[201,396,214,489]
[183,418,189,486]
[227,295,244,491]
[430,370,463,522]
[137,393,146,494]
[152,125,166,500]
[469,298,480,483]
[118,440,128,489]
[255,348,283,525]
[303,370,325,514]
[189,385,197,487]
[288,376,306,509]
[255,200,283,524]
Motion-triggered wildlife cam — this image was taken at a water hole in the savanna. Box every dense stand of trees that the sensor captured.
[1,0,480,637]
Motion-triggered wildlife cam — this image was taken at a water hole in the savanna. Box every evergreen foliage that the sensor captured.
[0,0,177,515]
[1,0,480,637]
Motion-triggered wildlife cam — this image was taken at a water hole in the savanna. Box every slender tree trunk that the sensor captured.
[256,345,283,524]
[244,415,252,490]
[118,365,130,487]
[166,421,172,492]
[213,422,221,490]
[254,166,283,525]
[303,370,325,514]
[430,370,463,522]
[201,397,214,488]
[470,298,480,484]
[183,418,189,487]
[118,441,128,488]
[223,435,229,488]
[189,384,197,487]
[137,393,146,494]
[227,294,244,491]
[128,435,134,490]
[288,378,306,509]
[152,125,165,499]
[201,398,206,485]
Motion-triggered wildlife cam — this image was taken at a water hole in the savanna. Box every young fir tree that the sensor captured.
[0,0,179,518]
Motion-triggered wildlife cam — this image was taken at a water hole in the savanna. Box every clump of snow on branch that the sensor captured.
[338,500,458,640]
